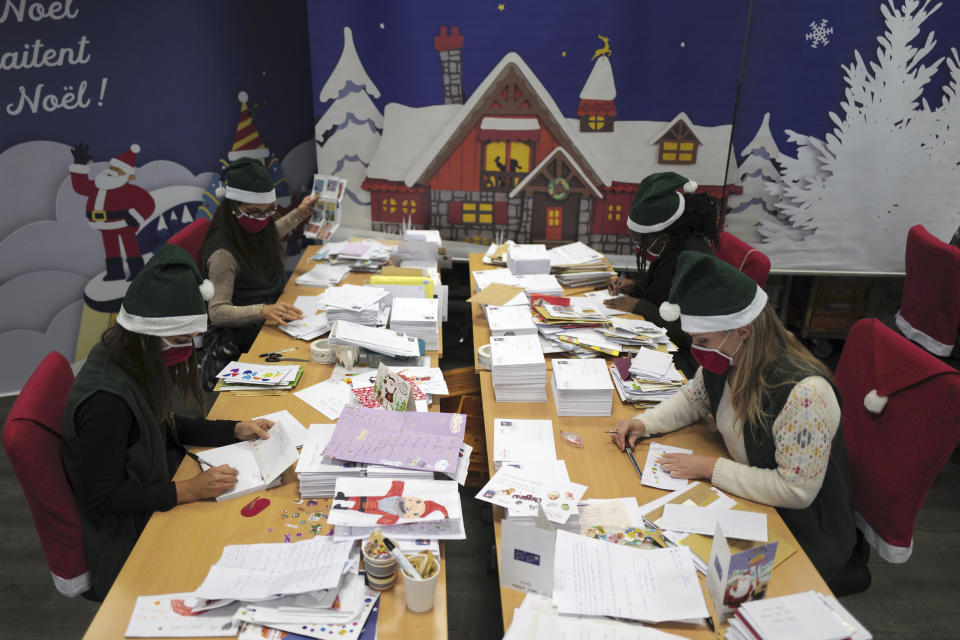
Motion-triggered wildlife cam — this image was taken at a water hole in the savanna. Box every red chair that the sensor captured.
[835,319,960,563]
[167,217,211,267]
[895,224,960,356]
[716,231,771,289]
[2,352,91,597]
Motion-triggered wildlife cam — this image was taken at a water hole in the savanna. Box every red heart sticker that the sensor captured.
[241,496,270,517]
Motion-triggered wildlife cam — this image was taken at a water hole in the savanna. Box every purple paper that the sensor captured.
[339,241,370,257]
[323,405,466,473]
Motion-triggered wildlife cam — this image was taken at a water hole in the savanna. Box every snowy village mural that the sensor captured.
[310,0,959,272]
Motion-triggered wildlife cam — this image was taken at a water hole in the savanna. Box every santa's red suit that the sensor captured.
[338,480,449,525]
[70,144,154,281]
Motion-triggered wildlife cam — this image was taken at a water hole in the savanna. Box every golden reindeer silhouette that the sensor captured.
[591,35,611,60]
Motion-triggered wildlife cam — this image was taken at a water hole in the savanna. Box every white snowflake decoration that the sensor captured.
[806,18,834,48]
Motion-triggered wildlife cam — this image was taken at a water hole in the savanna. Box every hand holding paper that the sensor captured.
[658,452,719,481]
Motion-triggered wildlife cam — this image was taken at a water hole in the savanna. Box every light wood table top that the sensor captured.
[478,372,830,636]
[82,243,449,640]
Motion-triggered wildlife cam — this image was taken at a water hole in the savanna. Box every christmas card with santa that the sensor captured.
[706,522,778,625]
[328,478,462,528]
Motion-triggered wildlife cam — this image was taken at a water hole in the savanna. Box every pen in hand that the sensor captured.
[605,430,661,437]
[184,449,212,469]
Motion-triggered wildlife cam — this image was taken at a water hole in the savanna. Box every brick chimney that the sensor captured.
[434,26,465,105]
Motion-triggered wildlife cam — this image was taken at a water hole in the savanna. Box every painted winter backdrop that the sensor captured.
[726,0,960,272]
[311,0,959,272]
[0,137,315,394]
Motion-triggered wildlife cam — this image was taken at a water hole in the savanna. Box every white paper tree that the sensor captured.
[315,26,384,225]
[761,0,960,271]
[725,113,788,243]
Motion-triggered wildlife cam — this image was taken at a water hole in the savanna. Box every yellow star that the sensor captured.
[561,51,567,57]
[497,3,505,11]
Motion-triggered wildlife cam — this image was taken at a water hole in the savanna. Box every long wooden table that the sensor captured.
[82,244,447,640]
[467,253,831,637]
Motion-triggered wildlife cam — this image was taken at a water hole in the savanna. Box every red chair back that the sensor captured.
[716,231,771,289]
[2,351,90,596]
[167,217,211,267]
[835,319,960,563]
[895,224,960,356]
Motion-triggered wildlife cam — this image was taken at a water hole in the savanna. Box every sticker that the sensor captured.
[241,497,270,517]
[513,548,541,566]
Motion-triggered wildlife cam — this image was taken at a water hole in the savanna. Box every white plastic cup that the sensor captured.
[401,555,439,613]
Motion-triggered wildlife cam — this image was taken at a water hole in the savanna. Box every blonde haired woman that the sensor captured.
[612,252,858,584]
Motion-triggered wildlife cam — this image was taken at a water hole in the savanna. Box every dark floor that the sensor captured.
[1,285,958,638]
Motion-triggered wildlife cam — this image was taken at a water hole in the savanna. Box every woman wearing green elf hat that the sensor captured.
[606,172,718,372]
[200,157,319,353]
[612,252,861,587]
[61,245,276,600]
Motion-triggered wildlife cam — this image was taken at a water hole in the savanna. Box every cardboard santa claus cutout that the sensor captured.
[69,143,155,281]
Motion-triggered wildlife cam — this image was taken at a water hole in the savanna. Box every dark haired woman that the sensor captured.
[606,172,718,374]
[61,245,274,600]
[200,157,318,352]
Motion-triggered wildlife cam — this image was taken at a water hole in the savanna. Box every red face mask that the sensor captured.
[236,214,270,234]
[690,331,743,375]
[161,338,194,367]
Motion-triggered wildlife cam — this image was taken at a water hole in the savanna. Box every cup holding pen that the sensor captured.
[362,531,397,591]
[401,550,439,613]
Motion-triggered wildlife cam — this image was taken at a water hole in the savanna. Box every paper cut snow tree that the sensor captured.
[315,26,384,226]
[762,0,960,271]
[725,113,786,243]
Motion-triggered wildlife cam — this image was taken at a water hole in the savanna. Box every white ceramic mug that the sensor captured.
[334,344,359,369]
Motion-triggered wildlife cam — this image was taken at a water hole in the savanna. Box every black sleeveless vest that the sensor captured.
[702,361,856,580]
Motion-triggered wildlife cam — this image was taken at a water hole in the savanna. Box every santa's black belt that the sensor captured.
[87,209,130,222]
[357,497,367,510]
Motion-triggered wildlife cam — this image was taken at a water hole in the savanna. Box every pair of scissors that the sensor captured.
[258,347,295,358]
[263,354,311,363]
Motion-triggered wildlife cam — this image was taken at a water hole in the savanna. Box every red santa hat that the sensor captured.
[422,501,448,519]
[228,91,270,161]
[110,144,140,175]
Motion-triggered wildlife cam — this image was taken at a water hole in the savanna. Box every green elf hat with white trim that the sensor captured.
[660,251,768,333]
[627,171,698,234]
[116,244,214,337]
[215,157,276,204]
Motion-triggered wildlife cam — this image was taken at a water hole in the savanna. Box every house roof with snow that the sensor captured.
[509,146,603,199]
[402,52,610,188]
[569,116,737,187]
[579,56,616,101]
[364,103,462,184]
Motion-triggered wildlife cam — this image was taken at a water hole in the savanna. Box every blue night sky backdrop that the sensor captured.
[308,0,960,161]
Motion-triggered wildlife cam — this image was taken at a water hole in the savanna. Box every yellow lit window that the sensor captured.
[548,210,560,227]
[382,197,397,214]
[678,153,693,162]
[462,201,494,224]
[662,141,678,150]
[588,114,605,130]
[401,199,416,215]
[484,141,532,173]
[679,142,694,151]
[607,204,621,221]
[661,153,677,161]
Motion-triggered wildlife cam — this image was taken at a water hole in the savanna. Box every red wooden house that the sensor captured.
[363,35,741,253]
